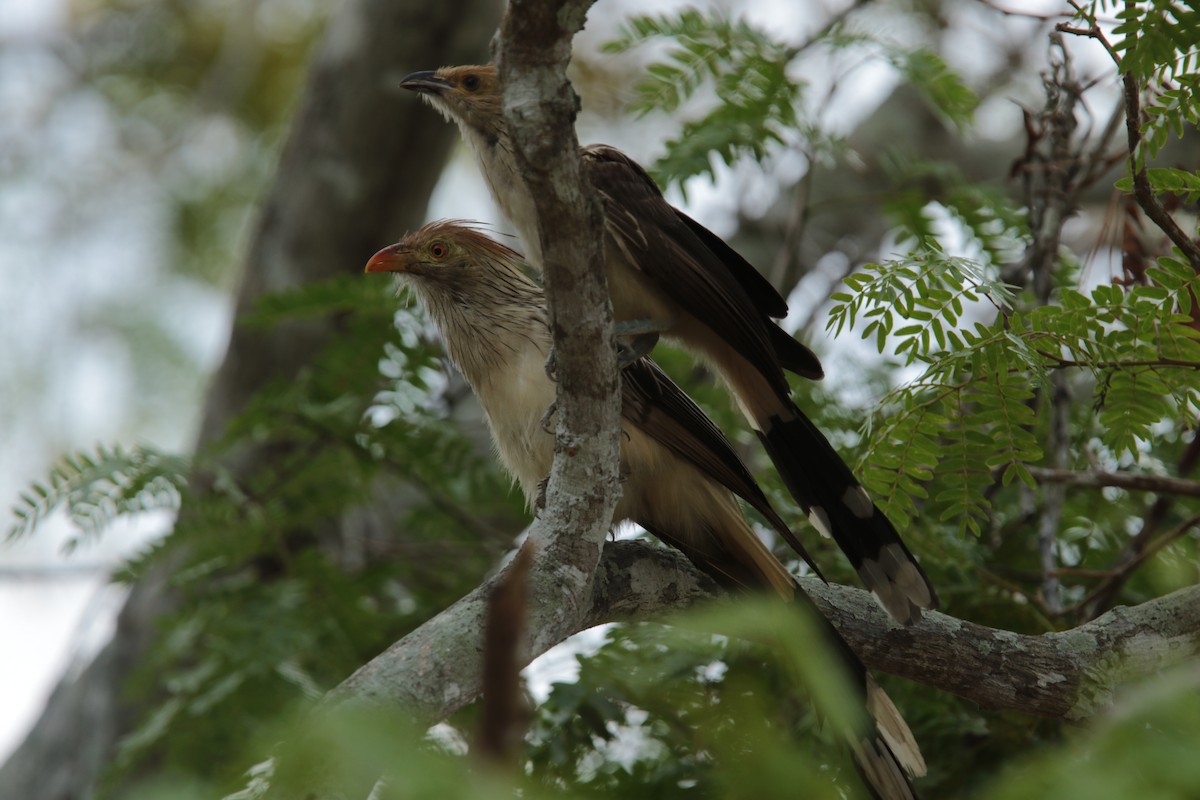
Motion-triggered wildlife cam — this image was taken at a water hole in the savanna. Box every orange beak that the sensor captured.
[364,243,409,274]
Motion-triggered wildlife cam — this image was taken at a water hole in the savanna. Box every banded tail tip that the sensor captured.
[866,676,926,779]
[849,677,925,800]
[860,544,937,626]
[808,506,833,539]
[851,738,918,800]
[842,484,875,519]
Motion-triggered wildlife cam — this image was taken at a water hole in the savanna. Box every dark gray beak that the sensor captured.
[399,70,451,95]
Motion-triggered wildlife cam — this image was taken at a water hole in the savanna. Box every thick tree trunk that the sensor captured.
[0,1,500,797]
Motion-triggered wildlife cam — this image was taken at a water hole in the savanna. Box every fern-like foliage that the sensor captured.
[1078,3,1200,172]
[878,152,1028,269]
[829,252,1200,536]
[7,444,188,550]
[828,247,1018,362]
[880,45,979,130]
[604,9,802,191]
[603,8,978,190]
[1116,166,1200,202]
[1109,1,1200,86]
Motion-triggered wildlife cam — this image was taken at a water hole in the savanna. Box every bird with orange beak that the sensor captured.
[365,220,925,800]
[397,64,937,626]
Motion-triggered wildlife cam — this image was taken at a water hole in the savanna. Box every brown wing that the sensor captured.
[620,357,824,580]
[671,208,788,318]
[672,209,825,380]
[583,144,791,398]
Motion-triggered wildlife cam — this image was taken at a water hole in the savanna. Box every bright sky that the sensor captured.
[0,0,233,762]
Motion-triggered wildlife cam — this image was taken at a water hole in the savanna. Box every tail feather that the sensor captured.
[806,593,925,800]
[757,413,937,625]
[769,324,824,380]
[851,735,919,800]
[865,675,926,779]
[640,493,926,799]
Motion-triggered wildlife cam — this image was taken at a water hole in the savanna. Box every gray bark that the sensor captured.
[0,1,501,797]
[488,0,624,672]
[809,573,1200,722]
[329,538,1200,725]
[326,541,721,725]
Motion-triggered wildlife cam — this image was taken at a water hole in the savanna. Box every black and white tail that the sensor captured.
[757,410,937,625]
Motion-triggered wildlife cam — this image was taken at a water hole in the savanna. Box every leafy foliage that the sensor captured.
[603,8,978,189]
[1108,1,1200,86]
[826,249,1200,537]
[7,444,188,551]
[880,45,979,130]
[982,666,1200,800]
[603,9,803,191]
[524,604,858,800]
[1077,3,1200,191]
[1116,166,1200,202]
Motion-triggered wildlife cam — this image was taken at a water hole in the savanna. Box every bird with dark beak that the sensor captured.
[365,220,925,800]
[397,65,937,625]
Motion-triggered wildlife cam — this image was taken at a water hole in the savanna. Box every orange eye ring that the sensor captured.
[429,241,448,259]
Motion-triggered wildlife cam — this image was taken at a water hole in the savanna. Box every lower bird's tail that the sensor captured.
[756,409,937,625]
[852,675,926,800]
[810,602,925,800]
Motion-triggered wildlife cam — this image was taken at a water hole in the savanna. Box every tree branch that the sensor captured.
[1024,466,1200,498]
[324,540,719,725]
[491,0,620,651]
[809,576,1200,721]
[326,540,1200,726]
[1120,70,1200,271]
[1056,4,1200,270]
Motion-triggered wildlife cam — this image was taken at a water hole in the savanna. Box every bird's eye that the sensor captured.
[462,74,481,91]
[429,241,448,259]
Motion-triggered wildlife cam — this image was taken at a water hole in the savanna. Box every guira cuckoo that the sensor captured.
[365,220,925,800]
[398,64,936,624]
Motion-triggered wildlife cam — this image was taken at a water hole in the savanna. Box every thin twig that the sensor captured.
[975,0,1072,21]
[1024,466,1200,498]
[1069,510,1200,616]
[1033,348,1200,371]
[1057,1,1122,66]
[1120,71,1200,270]
[1056,1,1200,271]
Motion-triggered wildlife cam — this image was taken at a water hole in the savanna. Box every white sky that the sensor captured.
[0,0,234,761]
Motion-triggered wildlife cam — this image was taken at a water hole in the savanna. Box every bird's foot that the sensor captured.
[533,476,550,516]
[616,331,659,368]
[539,401,557,435]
